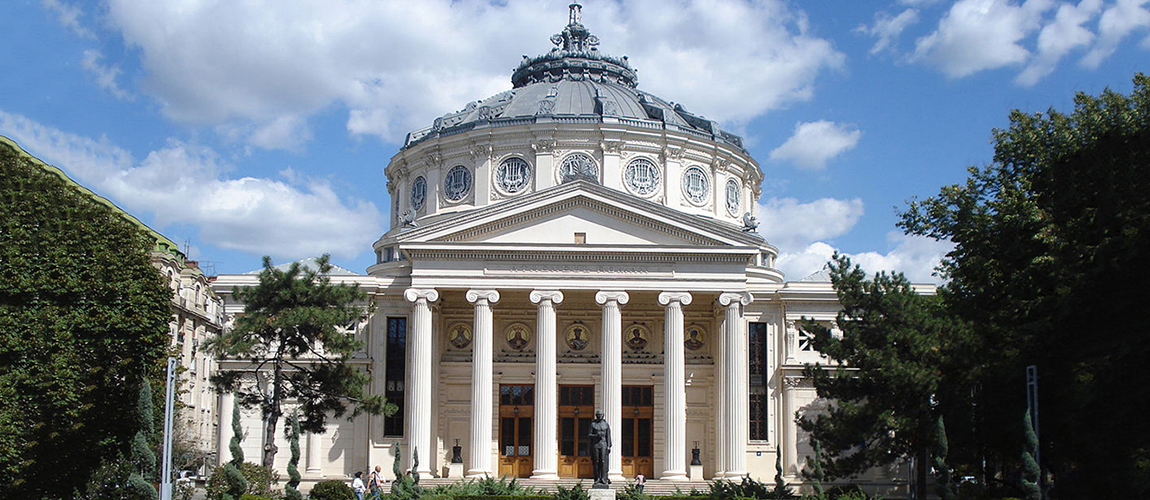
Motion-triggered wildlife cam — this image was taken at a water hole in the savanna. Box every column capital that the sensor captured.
[404,288,439,303]
[529,290,564,305]
[718,291,752,307]
[658,291,693,306]
[595,290,630,305]
[465,289,500,304]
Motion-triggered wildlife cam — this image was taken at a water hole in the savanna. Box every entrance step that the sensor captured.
[415,477,714,496]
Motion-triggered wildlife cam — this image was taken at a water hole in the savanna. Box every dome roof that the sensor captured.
[403,2,746,152]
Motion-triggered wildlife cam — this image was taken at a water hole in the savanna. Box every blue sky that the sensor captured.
[2,0,1147,282]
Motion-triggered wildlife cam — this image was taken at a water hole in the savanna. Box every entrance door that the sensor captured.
[621,386,654,479]
[498,385,534,478]
[558,385,595,478]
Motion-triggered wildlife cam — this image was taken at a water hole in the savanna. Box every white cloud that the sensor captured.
[756,197,865,251]
[80,50,133,100]
[99,0,843,147]
[41,0,93,39]
[0,110,381,261]
[858,8,921,54]
[1016,0,1102,86]
[769,120,861,170]
[913,0,1055,78]
[777,233,953,285]
[1080,0,1150,68]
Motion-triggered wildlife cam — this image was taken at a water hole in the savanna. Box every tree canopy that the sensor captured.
[798,254,970,500]
[208,255,394,468]
[900,73,1150,498]
[0,137,171,499]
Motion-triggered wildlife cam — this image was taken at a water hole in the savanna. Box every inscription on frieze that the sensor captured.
[485,262,673,277]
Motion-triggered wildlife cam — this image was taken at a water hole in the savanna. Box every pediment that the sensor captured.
[394,181,763,248]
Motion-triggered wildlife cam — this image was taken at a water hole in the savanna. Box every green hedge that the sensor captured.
[452,496,553,500]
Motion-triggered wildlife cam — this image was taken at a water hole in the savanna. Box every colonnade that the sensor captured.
[402,288,754,480]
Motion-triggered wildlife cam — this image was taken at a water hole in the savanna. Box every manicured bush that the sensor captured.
[553,483,590,500]
[309,480,355,500]
[206,462,280,500]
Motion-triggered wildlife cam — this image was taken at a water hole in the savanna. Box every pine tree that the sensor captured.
[1021,412,1040,500]
[286,413,302,500]
[933,416,955,500]
[127,380,158,500]
[772,451,794,498]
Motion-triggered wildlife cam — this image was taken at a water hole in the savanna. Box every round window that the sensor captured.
[682,166,709,204]
[559,153,598,183]
[496,157,532,194]
[624,157,661,196]
[443,165,472,201]
[411,176,427,210]
[725,178,740,215]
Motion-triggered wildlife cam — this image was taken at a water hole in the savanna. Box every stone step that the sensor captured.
[414,477,714,495]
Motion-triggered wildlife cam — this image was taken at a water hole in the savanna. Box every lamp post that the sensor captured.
[160,357,177,500]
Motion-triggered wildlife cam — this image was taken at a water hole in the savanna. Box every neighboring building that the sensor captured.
[211,4,913,494]
[0,135,224,473]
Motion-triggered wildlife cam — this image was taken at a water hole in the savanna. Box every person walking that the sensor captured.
[635,473,646,493]
[352,471,367,500]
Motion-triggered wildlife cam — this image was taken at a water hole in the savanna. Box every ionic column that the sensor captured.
[596,290,629,482]
[658,292,693,480]
[530,290,564,479]
[465,290,500,478]
[217,392,235,466]
[718,292,752,477]
[404,288,439,475]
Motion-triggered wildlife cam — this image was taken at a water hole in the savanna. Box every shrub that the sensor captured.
[617,483,646,500]
[309,480,355,500]
[206,462,280,500]
[554,483,590,500]
[241,495,274,500]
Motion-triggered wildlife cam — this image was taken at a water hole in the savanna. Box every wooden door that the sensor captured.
[498,385,534,478]
[621,386,654,479]
[558,385,595,478]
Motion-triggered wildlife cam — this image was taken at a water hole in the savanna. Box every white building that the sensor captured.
[212,4,903,492]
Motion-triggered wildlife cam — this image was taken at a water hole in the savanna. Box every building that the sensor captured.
[211,4,905,492]
[0,135,225,475]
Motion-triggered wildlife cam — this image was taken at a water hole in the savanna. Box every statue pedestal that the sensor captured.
[446,463,463,478]
[689,465,704,481]
[589,486,617,500]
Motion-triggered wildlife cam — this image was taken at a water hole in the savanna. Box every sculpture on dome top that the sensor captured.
[551,2,600,54]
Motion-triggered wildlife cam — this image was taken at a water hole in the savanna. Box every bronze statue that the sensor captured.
[589,409,611,487]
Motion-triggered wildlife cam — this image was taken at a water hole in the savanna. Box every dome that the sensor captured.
[385,2,762,234]
[403,3,745,152]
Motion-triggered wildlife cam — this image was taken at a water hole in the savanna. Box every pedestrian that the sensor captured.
[635,472,646,493]
[369,465,386,496]
[352,471,366,500]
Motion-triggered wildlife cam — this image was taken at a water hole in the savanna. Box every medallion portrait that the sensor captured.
[506,323,531,350]
[564,323,590,351]
[684,325,706,351]
[448,323,472,349]
[625,324,649,351]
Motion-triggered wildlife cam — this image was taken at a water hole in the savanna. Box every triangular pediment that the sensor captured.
[392,181,764,248]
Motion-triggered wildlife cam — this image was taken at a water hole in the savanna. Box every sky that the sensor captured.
[2,0,1147,283]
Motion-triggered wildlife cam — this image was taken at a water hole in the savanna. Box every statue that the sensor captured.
[589,409,611,487]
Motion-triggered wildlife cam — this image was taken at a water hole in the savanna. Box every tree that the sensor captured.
[207,255,394,468]
[0,137,171,499]
[797,254,971,500]
[127,380,159,500]
[900,74,1150,497]
[933,416,955,500]
[1021,412,1040,500]
[286,413,303,500]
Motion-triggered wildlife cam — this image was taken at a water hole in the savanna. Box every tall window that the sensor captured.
[383,317,407,436]
[749,322,768,441]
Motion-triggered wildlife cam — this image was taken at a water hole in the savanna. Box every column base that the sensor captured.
[530,471,560,480]
[718,471,747,479]
[660,471,689,481]
[608,472,626,482]
[466,470,492,479]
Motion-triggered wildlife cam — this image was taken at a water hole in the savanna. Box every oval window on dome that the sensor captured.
[411,176,427,210]
[682,166,709,205]
[496,156,532,194]
[624,157,661,196]
[443,165,472,201]
[725,178,741,215]
[559,153,598,184]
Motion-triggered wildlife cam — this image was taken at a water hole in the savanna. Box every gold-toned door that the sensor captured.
[498,385,534,478]
[558,385,595,478]
[621,386,654,479]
